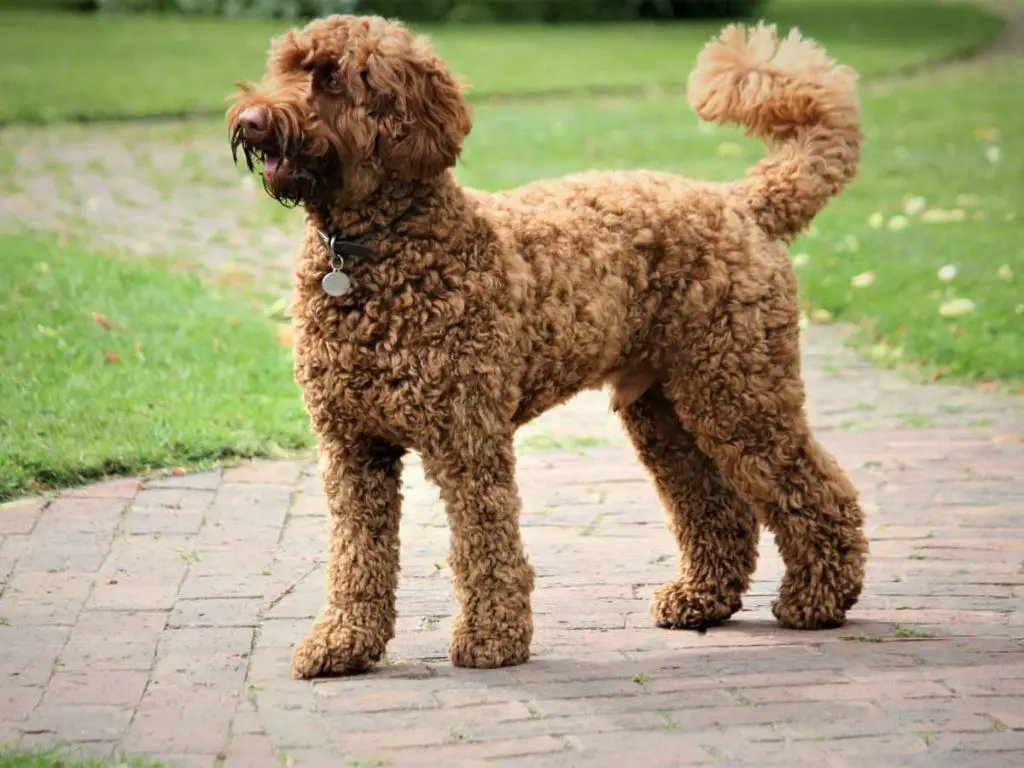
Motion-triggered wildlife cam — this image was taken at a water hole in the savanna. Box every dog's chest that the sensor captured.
[293,316,489,443]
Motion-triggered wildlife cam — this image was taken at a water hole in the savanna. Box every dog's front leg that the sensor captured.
[423,433,535,668]
[291,436,405,679]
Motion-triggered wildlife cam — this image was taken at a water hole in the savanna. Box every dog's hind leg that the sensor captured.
[291,435,405,679]
[665,297,869,630]
[422,429,535,669]
[618,383,759,629]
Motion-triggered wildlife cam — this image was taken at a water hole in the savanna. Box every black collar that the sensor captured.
[316,230,374,262]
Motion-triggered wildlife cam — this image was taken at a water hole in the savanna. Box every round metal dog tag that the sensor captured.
[321,270,351,297]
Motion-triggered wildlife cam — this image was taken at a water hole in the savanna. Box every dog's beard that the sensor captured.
[230,124,332,209]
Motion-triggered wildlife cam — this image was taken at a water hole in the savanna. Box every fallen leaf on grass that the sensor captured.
[275,324,294,349]
[903,196,927,216]
[263,297,289,318]
[888,215,909,231]
[938,298,976,318]
[715,142,742,157]
[791,252,810,267]
[90,311,124,331]
[810,308,832,323]
[867,212,884,229]
[920,209,967,224]
[997,265,1013,281]
[985,145,1002,164]
[104,352,121,364]
[937,265,958,282]
[851,271,875,288]
[974,126,999,142]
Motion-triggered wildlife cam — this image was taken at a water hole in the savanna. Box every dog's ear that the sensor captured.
[366,37,472,179]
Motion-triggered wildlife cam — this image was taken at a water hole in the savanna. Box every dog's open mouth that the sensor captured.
[230,122,325,208]
[260,151,289,182]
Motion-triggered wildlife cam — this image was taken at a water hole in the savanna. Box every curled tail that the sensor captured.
[688,23,862,242]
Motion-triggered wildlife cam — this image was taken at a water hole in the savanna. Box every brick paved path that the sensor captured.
[1,325,1022,767]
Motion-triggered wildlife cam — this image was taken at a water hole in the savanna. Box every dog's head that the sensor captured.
[228,15,472,209]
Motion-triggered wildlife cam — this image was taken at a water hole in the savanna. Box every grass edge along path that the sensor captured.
[0,747,165,768]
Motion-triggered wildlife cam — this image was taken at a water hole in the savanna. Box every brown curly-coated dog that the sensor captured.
[228,15,869,679]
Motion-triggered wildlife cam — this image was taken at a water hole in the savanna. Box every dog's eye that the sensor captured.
[316,64,342,92]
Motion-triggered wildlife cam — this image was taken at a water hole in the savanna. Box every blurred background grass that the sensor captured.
[0,1,1005,122]
[0,0,1020,502]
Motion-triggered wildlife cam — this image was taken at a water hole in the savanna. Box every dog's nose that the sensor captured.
[237,107,268,132]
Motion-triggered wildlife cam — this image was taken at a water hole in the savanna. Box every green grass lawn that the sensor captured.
[0,234,311,502]
[0,0,1004,122]
[458,57,1023,384]
[0,1,1017,500]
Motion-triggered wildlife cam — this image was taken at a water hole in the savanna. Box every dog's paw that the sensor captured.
[449,622,532,669]
[771,569,861,630]
[291,621,385,679]
[651,580,742,630]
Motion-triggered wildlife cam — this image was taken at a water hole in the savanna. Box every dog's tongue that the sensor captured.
[263,154,284,176]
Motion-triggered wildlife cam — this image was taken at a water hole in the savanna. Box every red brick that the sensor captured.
[335,728,450,751]
[433,686,532,707]
[316,688,438,715]
[131,487,214,512]
[168,597,262,628]
[324,701,534,734]
[383,735,568,762]
[23,703,132,742]
[222,460,301,485]
[124,685,238,753]
[0,721,22,745]
[530,688,735,717]
[0,570,92,625]
[87,583,179,611]
[260,706,331,750]
[929,730,1024,752]
[45,670,148,706]
[0,685,43,720]
[974,696,1024,730]
[123,508,204,536]
[290,493,328,517]
[819,733,930,757]
[223,732,280,768]
[228,700,264,736]
[150,650,249,687]
[63,478,143,499]
[0,500,42,535]
[738,679,953,704]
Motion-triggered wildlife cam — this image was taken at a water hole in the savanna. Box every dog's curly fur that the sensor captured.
[229,15,870,679]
